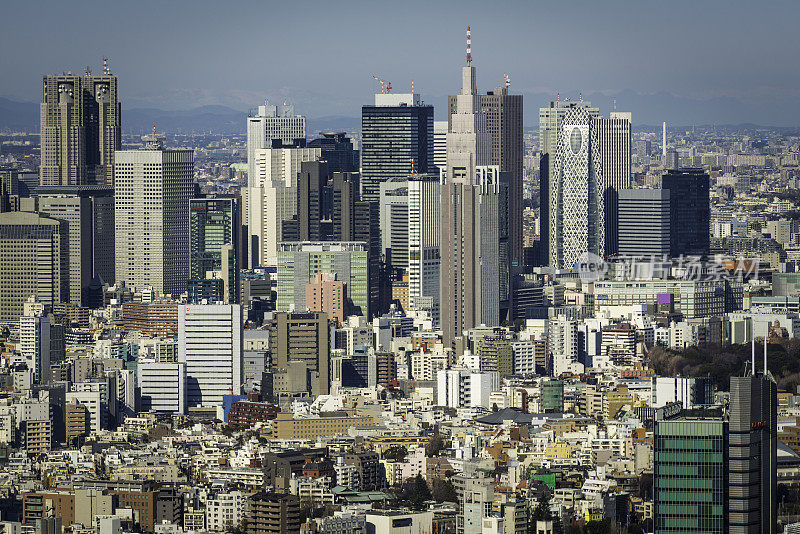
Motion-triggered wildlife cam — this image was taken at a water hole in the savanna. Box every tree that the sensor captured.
[383,445,408,461]
[431,478,458,503]
[492,402,499,412]
[425,434,446,457]
[410,474,432,508]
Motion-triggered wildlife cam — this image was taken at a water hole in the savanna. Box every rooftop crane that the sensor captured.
[371,75,391,94]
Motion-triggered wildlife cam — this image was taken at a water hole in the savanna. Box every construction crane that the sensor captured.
[371,75,391,94]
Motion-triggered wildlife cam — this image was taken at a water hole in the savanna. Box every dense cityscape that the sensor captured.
[1,7,800,534]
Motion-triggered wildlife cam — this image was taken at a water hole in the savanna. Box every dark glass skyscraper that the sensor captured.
[729,371,777,533]
[189,196,240,303]
[661,168,710,257]
[361,94,433,203]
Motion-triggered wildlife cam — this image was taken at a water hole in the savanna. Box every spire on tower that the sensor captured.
[466,26,472,66]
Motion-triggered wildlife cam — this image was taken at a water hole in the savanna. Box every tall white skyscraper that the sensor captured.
[595,111,631,255]
[247,145,321,267]
[245,104,306,249]
[545,102,604,269]
[246,104,307,183]
[440,28,505,345]
[407,174,440,323]
[114,134,194,296]
[178,304,242,408]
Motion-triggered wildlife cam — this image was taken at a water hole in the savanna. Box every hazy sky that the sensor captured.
[2,0,799,125]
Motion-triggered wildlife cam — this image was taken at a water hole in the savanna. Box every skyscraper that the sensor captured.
[617,189,670,257]
[35,186,115,306]
[661,168,710,257]
[378,178,409,273]
[729,347,777,533]
[178,304,243,408]
[440,28,506,345]
[40,71,120,186]
[361,93,434,203]
[283,161,380,317]
[114,134,194,297]
[247,142,321,268]
[246,103,306,183]
[0,212,64,323]
[541,100,604,269]
[407,174,440,323]
[433,121,448,173]
[189,196,240,303]
[594,112,631,255]
[450,82,523,266]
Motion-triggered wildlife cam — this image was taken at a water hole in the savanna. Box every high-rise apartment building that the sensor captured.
[361,93,434,203]
[189,196,240,303]
[114,134,194,296]
[594,112,631,255]
[19,311,64,384]
[548,316,582,377]
[138,362,187,414]
[450,83,523,266]
[661,168,710,257]
[276,242,369,318]
[178,304,243,408]
[35,186,114,306]
[407,174,441,323]
[40,72,120,186]
[617,189,670,257]
[541,101,604,269]
[0,212,64,323]
[269,312,330,398]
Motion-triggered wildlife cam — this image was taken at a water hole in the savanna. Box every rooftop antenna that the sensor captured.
[102,57,109,75]
[504,73,510,90]
[411,80,414,94]
[466,26,472,66]
[411,158,417,175]
[557,92,560,106]
[613,97,617,112]
[85,66,91,76]
[579,92,583,104]
[153,124,156,135]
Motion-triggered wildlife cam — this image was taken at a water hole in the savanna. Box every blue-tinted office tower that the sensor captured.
[361,93,434,203]
[661,168,710,257]
[189,195,240,304]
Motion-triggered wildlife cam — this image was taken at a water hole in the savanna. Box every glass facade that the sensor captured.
[654,419,727,533]
[189,197,239,303]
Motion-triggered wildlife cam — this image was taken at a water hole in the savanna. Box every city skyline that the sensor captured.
[1,1,800,126]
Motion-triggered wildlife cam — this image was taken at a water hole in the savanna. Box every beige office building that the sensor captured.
[115,135,193,297]
[0,212,64,324]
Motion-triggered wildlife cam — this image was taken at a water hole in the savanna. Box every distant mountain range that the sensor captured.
[0,97,363,135]
[3,92,799,134]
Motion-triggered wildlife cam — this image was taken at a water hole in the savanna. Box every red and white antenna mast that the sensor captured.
[466,26,472,66]
[102,57,109,75]
[504,73,510,90]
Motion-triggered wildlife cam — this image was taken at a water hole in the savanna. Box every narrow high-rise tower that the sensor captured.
[440,28,507,345]
[40,67,120,186]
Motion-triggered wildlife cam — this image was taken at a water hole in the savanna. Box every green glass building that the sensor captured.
[654,418,727,533]
[277,242,369,318]
[541,379,564,412]
[189,196,239,303]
